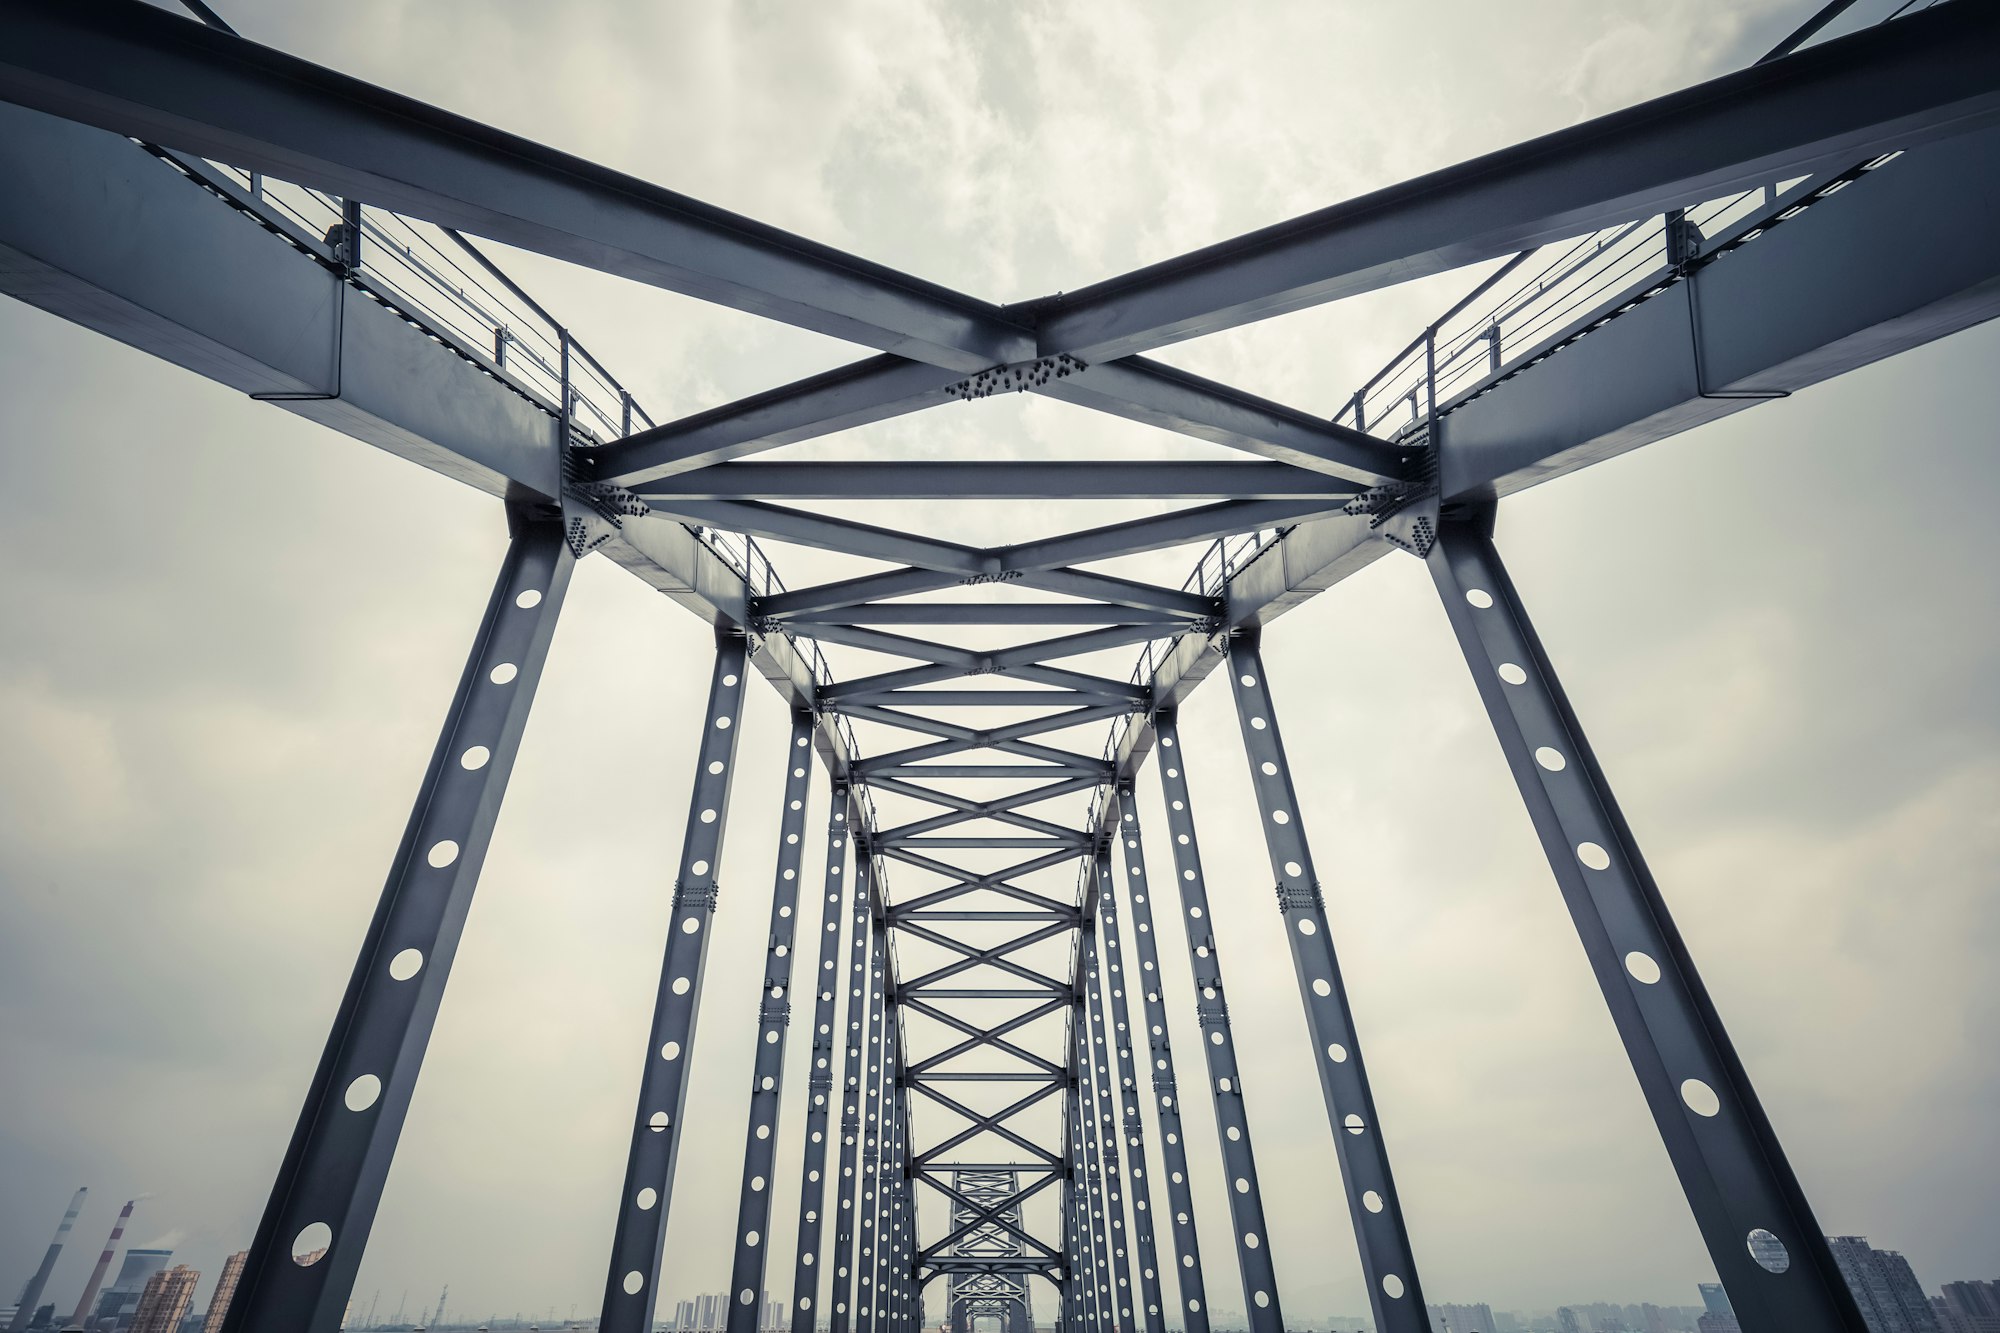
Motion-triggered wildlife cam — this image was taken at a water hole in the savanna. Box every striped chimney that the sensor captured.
[69,1198,137,1326]
[6,1186,86,1333]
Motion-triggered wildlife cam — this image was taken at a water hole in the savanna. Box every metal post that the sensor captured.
[1149,714,1283,1333]
[1082,900,1139,1333]
[222,511,573,1333]
[876,964,908,1328]
[1060,1065,1085,1333]
[827,849,878,1333]
[558,331,573,446]
[1426,510,1867,1333]
[1092,828,1166,1333]
[340,197,361,274]
[598,631,751,1333]
[889,1051,914,1328]
[790,786,856,1333]
[1074,973,1114,1331]
[857,917,889,1333]
[1225,637,1432,1333]
[725,711,818,1333]
[1109,782,1208,1333]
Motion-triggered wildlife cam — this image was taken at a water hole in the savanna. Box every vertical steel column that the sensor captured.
[1073,973,1114,1331]
[1110,783,1208,1333]
[725,712,818,1333]
[1427,512,1866,1333]
[223,513,572,1333]
[1091,837,1166,1333]
[857,916,889,1333]
[1082,908,1138,1333]
[1225,638,1431,1333]
[869,966,902,1333]
[1060,1064,1085,1333]
[790,785,856,1333]
[828,850,879,1333]
[1150,714,1283,1333]
[889,1050,913,1328]
[599,632,751,1333]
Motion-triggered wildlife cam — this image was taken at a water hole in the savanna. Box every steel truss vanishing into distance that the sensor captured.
[1,1,1996,1330]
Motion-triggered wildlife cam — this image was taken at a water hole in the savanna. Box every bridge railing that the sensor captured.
[150,148,859,737]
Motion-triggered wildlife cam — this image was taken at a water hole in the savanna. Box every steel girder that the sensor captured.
[220,513,573,1333]
[1426,510,1868,1332]
[2,7,1986,1333]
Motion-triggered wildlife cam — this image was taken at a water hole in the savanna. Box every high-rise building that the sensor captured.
[1698,1286,1731,1317]
[1829,1237,1944,1333]
[94,1249,173,1330]
[1934,1281,2000,1333]
[1558,1310,1582,1333]
[128,1267,199,1333]
[1430,1303,1499,1331]
[200,1252,246,1333]
[672,1299,697,1331]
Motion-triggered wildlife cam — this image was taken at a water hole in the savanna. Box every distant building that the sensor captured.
[128,1266,200,1333]
[1430,1303,1498,1331]
[1558,1310,1581,1333]
[1698,1286,1731,1317]
[94,1249,173,1330]
[200,1253,246,1333]
[1934,1280,2000,1333]
[1828,1237,1944,1333]
[1696,1314,1742,1333]
[672,1300,697,1332]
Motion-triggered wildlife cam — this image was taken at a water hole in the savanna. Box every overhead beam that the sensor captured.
[1031,2,2000,361]
[0,0,1033,370]
[631,460,1360,501]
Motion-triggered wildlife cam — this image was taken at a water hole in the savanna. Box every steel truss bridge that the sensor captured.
[1,2,1996,1331]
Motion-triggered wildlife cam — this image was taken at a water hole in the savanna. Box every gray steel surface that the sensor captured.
[0,3,1992,1330]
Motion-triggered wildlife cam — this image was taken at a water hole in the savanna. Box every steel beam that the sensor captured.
[1032,1,2000,361]
[221,513,572,1333]
[791,788,858,1333]
[599,633,750,1333]
[0,0,1037,371]
[1089,838,1166,1333]
[1225,637,1430,1333]
[828,850,880,1333]
[1081,908,1139,1333]
[1149,714,1281,1333]
[857,915,891,1333]
[1426,512,1866,1333]
[725,712,818,1333]
[635,460,1360,501]
[1109,781,1208,1333]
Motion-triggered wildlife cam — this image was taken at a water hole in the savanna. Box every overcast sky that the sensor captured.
[2,0,1997,1327]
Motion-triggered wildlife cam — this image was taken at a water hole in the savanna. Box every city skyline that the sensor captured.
[3,0,1998,1325]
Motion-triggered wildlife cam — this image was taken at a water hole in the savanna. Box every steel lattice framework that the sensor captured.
[2,2,1998,1332]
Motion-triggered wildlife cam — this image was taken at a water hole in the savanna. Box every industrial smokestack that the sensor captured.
[68,1198,136,1327]
[6,1187,86,1333]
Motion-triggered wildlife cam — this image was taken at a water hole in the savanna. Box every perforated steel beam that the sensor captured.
[790,788,857,1333]
[827,850,880,1333]
[599,633,749,1333]
[1225,638,1431,1332]
[1090,837,1166,1333]
[725,712,817,1333]
[222,513,571,1333]
[1426,511,1866,1333]
[1110,783,1209,1333]
[857,918,890,1333]
[1150,715,1280,1333]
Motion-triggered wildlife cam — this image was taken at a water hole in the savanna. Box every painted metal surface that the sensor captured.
[599,635,750,1333]
[1427,512,1866,1333]
[224,515,572,1333]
